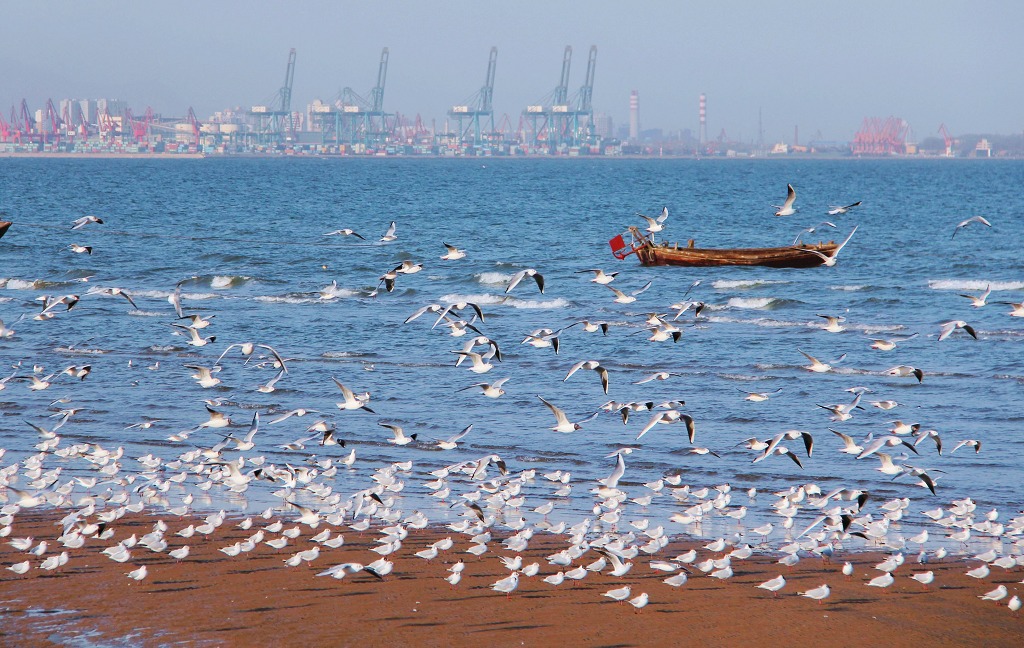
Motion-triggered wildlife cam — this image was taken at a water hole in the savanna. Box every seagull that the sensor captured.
[379,422,417,446]
[950,439,981,454]
[885,365,924,383]
[538,395,597,433]
[959,285,991,308]
[869,333,918,351]
[379,221,397,242]
[325,228,365,239]
[126,565,148,581]
[938,320,978,341]
[638,213,664,234]
[951,215,991,238]
[68,243,92,255]
[491,571,519,598]
[634,371,680,385]
[799,583,830,604]
[184,364,222,389]
[773,184,797,216]
[71,215,103,229]
[603,585,632,602]
[440,242,466,261]
[799,349,844,373]
[998,300,1024,317]
[88,286,137,309]
[332,378,375,413]
[563,360,609,394]
[818,314,845,333]
[793,221,837,245]
[607,281,651,304]
[577,269,618,284]
[757,575,786,598]
[738,387,782,402]
[636,410,695,443]
[170,324,215,347]
[505,268,545,294]
[457,377,509,398]
[979,585,1008,603]
[909,571,934,589]
[828,201,862,216]
[436,424,473,450]
[867,572,895,589]
[801,225,858,267]
[627,592,649,613]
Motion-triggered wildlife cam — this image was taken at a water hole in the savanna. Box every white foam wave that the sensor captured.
[831,285,871,292]
[128,310,164,317]
[3,279,40,290]
[322,351,362,358]
[726,297,778,310]
[132,289,220,301]
[211,275,252,289]
[0,297,12,303]
[928,279,1024,291]
[705,315,804,328]
[713,279,788,290]
[439,293,505,306]
[506,297,571,310]
[477,272,514,285]
[255,295,318,305]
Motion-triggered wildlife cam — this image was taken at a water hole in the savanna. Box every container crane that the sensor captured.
[566,45,597,148]
[523,46,573,151]
[249,48,297,146]
[448,47,498,150]
[336,48,393,149]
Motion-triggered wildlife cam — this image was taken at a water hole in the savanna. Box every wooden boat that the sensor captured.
[0,221,10,239]
[610,228,838,268]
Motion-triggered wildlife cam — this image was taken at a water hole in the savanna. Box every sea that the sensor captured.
[1,157,1022,546]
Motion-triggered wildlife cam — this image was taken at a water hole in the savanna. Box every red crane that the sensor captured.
[186,107,200,146]
[938,123,953,156]
[852,117,908,155]
[45,99,60,144]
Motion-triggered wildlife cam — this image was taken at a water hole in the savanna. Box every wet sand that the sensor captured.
[1,511,1020,647]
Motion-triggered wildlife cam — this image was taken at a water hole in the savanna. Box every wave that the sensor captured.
[725,297,784,310]
[133,289,221,301]
[128,310,164,317]
[505,297,571,310]
[831,285,872,292]
[928,279,1024,291]
[210,275,253,289]
[476,271,514,285]
[2,278,43,290]
[255,295,319,305]
[712,279,789,290]
[438,292,506,306]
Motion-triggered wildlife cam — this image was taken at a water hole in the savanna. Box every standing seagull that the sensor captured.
[951,215,991,238]
[773,184,797,216]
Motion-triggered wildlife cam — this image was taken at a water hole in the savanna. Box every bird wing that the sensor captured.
[537,396,569,426]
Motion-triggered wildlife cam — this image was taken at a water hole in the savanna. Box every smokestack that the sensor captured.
[699,93,707,150]
[629,90,639,142]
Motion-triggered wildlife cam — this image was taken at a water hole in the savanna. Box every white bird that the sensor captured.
[959,284,991,308]
[966,564,990,579]
[801,225,858,267]
[627,592,649,612]
[738,387,782,402]
[379,422,417,446]
[938,320,977,341]
[7,561,30,575]
[842,562,854,579]
[505,268,544,294]
[1008,595,1021,612]
[607,281,652,304]
[457,377,509,399]
[869,333,918,351]
[799,349,844,373]
[773,184,797,216]
[867,572,895,589]
[71,214,103,229]
[379,221,397,242]
[604,585,632,602]
[828,200,862,216]
[332,378,375,413]
[799,583,830,604]
[68,243,92,255]
[126,565,148,581]
[538,395,597,433]
[436,424,473,450]
[577,268,618,284]
[885,365,924,383]
[184,364,221,389]
[980,585,1008,603]
[324,228,365,239]
[951,215,991,238]
[563,360,609,394]
[757,575,786,597]
[909,571,934,589]
[439,242,466,260]
[491,571,519,597]
[636,410,695,443]
[818,314,845,333]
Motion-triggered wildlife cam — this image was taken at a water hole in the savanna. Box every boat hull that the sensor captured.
[635,242,838,268]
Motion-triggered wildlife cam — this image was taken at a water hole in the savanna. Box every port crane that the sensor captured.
[332,47,393,149]
[448,47,498,150]
[938,123,954,157]
[523,46,572,151]
[249,48,297,146]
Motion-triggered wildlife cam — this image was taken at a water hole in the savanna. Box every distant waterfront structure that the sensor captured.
[698,94,707,151]
[593,113,614,139]
[629,90,639,142]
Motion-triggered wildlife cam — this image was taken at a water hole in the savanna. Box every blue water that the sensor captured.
[1,158,1022,545]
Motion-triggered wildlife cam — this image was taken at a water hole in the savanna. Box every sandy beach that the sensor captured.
[1,510,1020,647]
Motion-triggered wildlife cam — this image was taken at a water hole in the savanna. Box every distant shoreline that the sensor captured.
[0,152,1014,161]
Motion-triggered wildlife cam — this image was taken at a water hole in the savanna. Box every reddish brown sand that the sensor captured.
[0,511,1020,647]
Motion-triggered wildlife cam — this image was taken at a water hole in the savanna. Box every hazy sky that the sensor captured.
[2,1,1021,142]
